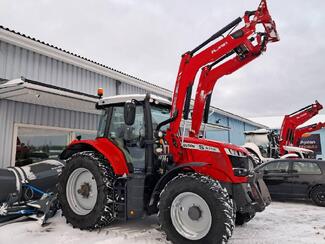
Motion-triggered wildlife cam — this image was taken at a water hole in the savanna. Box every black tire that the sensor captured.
[158,173,235,244]
[58,151,116,230]
[310,185,325,207]
[235,212,255,225]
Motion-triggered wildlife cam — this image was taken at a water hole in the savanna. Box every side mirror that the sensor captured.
[124,101,136,126]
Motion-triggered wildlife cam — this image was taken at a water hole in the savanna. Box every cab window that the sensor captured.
[151,105,170,131]
[108,105,146,171]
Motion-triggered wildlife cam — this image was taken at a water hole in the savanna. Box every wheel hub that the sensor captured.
[78,182,91,198]
[188,205,202,221]
[318,193,325,201]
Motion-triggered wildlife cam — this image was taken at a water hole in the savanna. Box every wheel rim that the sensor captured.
[170,192,212,240]
[66,168,98,215]
[316,191,325,202]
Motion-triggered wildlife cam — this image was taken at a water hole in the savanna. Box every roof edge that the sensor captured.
[0,26,172,97]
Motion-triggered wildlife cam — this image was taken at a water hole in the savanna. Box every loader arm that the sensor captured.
[167,0,279,158]
[190,34,265,137]
[279,101,323,155]
[293,122,325,146]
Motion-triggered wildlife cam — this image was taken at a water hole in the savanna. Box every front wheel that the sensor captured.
[158,173,235,244]
[58,151,116,230]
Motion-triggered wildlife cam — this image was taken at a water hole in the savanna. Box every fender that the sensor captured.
[147,162,210,214]
[60,138,129,175]
[280,153,301,159]
[243,143,264,161]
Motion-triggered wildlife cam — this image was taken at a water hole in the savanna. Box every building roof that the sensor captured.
[0,25,266,128]
[0,78,99,114]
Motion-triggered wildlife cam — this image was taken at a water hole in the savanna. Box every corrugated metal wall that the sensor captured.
[0,40,151,97]
[0,39,149,167]
[207,112,260,145]
[0,99,99,168]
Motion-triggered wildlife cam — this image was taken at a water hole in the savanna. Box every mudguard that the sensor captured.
[147,162,210,214]
[60,138,129,176]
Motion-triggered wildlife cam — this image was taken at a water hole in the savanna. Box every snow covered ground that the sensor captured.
[0,201,324,244]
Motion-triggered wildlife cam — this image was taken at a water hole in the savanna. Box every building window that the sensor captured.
[14,125,96,167]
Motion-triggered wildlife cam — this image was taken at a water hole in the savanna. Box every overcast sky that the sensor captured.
[1,0,324,117]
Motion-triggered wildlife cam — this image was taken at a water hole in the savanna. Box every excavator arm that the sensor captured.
[279,101,323,155]
[293,122,325,146]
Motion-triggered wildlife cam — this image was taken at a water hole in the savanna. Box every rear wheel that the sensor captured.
[58,151,116,229]
[310,185,325,207]
[158,173,235,244]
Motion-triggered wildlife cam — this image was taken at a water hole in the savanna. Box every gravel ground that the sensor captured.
[0,201,324,244]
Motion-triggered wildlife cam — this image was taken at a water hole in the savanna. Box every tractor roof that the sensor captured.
[97,94,171,107]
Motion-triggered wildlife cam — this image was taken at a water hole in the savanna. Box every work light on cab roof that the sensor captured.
[97,87,104,98]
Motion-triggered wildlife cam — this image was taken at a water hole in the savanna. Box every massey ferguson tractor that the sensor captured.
[244,101,323,164]
[58,1,279,243]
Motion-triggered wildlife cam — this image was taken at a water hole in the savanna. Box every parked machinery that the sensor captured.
[293,122,325,146]
[279,101,323,155]
[0,160,64,224]
[58,1,279,243]
[244,101,323,164]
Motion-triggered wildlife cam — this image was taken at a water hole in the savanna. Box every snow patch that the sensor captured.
[0,202,324,243]
[22,166,37,180]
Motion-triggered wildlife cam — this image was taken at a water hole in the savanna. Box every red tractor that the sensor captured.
[58,1,279,243]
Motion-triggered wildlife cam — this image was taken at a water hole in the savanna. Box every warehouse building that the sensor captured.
[0,25,265,168]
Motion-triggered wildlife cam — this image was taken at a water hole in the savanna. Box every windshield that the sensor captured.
[97,109,109,138]
[151,105,170,131]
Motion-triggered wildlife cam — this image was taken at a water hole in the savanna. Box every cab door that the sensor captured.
[260,160,292,197]
[107,105,146,173]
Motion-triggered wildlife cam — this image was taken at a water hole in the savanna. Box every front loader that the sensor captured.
[293,122,325,146]
[58,1,279,243]
[244,101,323,164]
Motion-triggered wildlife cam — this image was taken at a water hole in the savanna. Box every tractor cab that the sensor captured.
[96,93,171,173]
